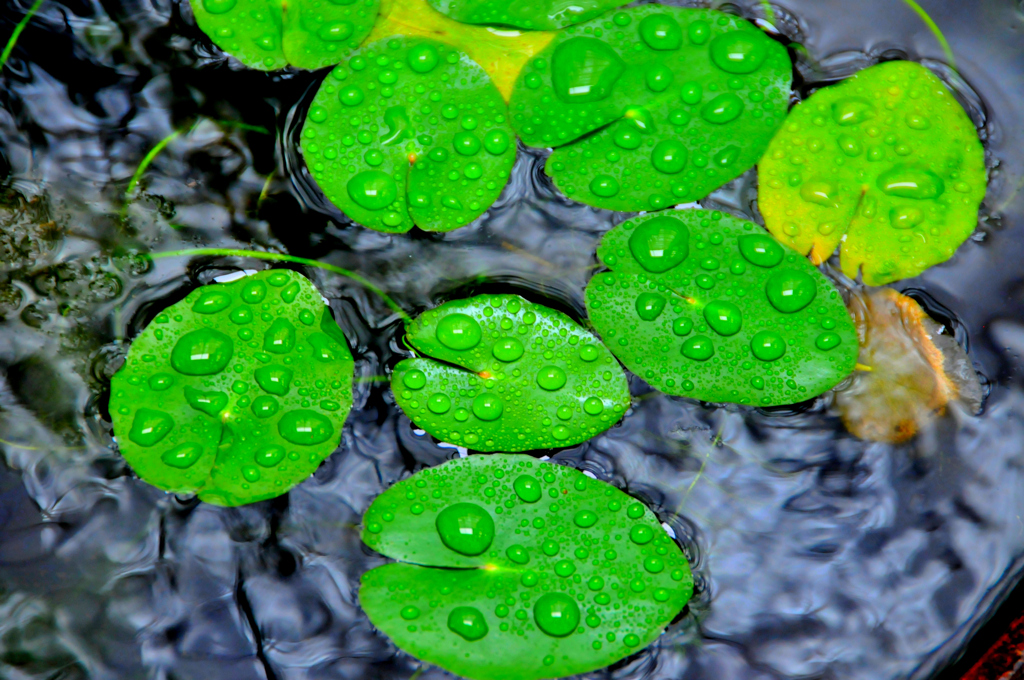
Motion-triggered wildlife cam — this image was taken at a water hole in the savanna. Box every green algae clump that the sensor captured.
[391,294,630,451]
[758,61,987,285]
[110,270,354,506]
[360,454,694,680]
[586,210,858,406]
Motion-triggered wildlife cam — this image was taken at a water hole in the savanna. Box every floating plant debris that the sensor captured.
[109,270,354,506]
[302,37,517,233]
[190,0,381,70]
[836,287,982,443]
[391,294,629,451]
[585,209,858,405]
[759,60,987,285]
[360,454,693,680]
[509,6,792,211]
[427,0,630,30]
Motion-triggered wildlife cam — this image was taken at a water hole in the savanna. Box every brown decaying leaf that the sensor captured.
[836,288,981,443]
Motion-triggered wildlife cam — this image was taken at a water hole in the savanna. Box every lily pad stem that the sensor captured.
[0,0,45,69]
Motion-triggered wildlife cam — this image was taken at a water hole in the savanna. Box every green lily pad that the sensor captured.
[360,453,694,680]
[758,60,987,285]
[189,0,381,71]
[508,6,792,211]
[426,0,630,30]
[391,294,629,451]
[301,37,517,233]
[585,209,858,406]
[109,270,355,506]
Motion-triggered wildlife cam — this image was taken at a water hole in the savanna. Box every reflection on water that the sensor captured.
[0,1,1023,679]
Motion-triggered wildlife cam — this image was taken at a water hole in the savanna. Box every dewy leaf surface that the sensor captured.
[427,0,629,31]
[758,61,987,285]
[585,209,857,406]
[301,37,517,233]
[109,270,355,506]
[509,6,791,211]
[391,294,629,451]
[360,454,693,680]
[190,0,381,71]
[367,0,555,100]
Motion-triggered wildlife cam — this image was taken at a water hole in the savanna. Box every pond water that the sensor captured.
[1,0,1023,679]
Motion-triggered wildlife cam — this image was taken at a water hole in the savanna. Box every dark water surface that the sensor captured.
[1,0,1023,679]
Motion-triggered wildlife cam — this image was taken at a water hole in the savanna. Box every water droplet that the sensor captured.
[672,318,693,336]
[613,124,642,149]
[751,330,786,361]
[890,206,925,229]
[492,337,524,362]
[877,166,945,199]
[583,396,604,415]
[703,300,743,336]
[435,313,482,350]
[651,140,687,174]
[171,329,234,375]
[242,280,266,303]
[574,510,598,527]
[129,409,174,447]
[453,131,481,156]
[537,366,567,391]
[688,20,710,44]
[832,98,876,126]
[193,291,232,314]
[408,43,439,73]
[765,270,817,313]
[347,170,397,210]
[202,0,236,11]
[184,386,228,416]
[713,145,740,167]
[254,365,293,396]
[251,396,279,419]
[815,331,842,350]
[837,134,862,156]
[638,14,682,51]
[590,175,619,198]
[506,544,530,564]
[635,292,667,321]
[436,503,494,555]
[551,37,625,103]
[148,373,174,391]
[472,394,503,421]
[554,559,576,577]
[626,502,644,519]
[579,345,599,362]
[624,633,641,647]
[401,606,421,621]
[447,606,488,641]
[905,113,931,130]
[278,410,335,445]
[682,335,714,361]
[427,393,451,414]
[339,85,365,106]
[630,524,654,544]
[629,216,690,273]
[533,593,580,637]
[738,234,784,268]
[800,180,839,208]
[645,65,673,92]
[484,130,509,155]
[403,369,426,390]
[709,31,767,73]
[263,318,296,354]
[318,21,352,41]
[645,556,665,573]
[255,445,286,468]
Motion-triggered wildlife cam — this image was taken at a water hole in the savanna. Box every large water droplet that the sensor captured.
[347,170,398,210]
[202,0,236,14]
[533,593,580,637]
[514,474,541,502]
[651,140,687,174]
[703,300,743,336]
[318,21,353,41]
[536,366,567,391]
[171,329,234,375]
[436,503,495,555]
[408,43,439,73]
[876,166,945,199]
[184,386,228,416]
[635,292,667,321]
[890,206,925,229]
[492,337,524,362]
[638,14,682,51]
[264,318,296,354]
[447,606,489,641]
[709,31,767,73]
[831,98,876,126]
[278,410,335,445]
[590,175,619,198]
[628,216,689,272]
[506,544,530,564]
[427,393,451,414]
[701,93,744,124]
[751,330,786,361]
[403,369,426,390]
[629,524,654,544]
[255,365,294,395]
[551,37,625,103]
[738,234,784,268]
[815,332,842,351]
[129,409,174,447]
[765,270,817,313]
[436,313,482,350]
[251,396,279,419]
[193,291,232,314]
[682,335,714,361]
[161,442,203,468]
[574,510,598,527]
[800,180,839,208]
[472,394,503,421]
[255,445,286,468]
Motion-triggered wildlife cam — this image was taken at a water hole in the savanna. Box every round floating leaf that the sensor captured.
[509,7,792,211]
[110,270,355,506]
[391,294,629,451]
[189,0,381,71]
[758,61,987,285]
[302,38,517,233]
[585,209,858,405]
[427,0,629,30]
[360,453,693,680]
